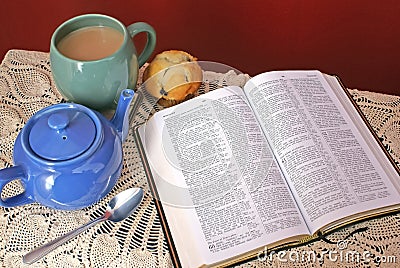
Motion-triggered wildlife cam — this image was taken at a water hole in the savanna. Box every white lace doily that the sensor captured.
[0,50,399,268]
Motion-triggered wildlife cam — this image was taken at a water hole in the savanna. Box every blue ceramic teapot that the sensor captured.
[0,89,134,210]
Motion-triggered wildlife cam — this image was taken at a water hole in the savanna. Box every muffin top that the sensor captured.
[143,50,202,105]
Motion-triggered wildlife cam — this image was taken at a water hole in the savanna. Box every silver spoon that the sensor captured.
[23,187,144,264]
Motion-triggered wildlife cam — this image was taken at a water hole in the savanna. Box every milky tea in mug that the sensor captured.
[50,14,156,111]
[57,26,124,61]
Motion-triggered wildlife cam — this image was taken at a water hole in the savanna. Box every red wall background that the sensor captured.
[0,0,399,95]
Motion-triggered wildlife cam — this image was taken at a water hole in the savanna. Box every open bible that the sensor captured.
[133,70,400,268]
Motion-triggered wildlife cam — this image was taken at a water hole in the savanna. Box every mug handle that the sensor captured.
[127,22,157,67]
[0,165,34,207]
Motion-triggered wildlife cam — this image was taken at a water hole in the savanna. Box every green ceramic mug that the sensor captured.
[50,14,156,111]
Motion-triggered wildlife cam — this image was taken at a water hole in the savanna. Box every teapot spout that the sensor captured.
[110,89,135,142]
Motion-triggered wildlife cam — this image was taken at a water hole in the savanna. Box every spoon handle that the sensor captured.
[23,215,106,264]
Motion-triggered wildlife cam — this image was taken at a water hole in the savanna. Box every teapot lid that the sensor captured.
[28,107,97,161]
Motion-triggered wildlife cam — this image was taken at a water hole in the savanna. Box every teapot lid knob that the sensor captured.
[48,113,69,130]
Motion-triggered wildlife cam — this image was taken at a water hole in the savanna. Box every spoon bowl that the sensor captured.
[23,187,144,264]
[107,188,144,222]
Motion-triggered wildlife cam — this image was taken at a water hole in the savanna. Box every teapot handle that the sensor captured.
[0,165,34,207]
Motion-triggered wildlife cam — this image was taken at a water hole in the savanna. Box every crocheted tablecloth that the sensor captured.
[0,50,399,267]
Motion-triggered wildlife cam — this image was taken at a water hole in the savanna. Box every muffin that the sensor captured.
[143,50,203,107]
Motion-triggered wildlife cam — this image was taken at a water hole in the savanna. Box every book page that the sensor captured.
[138,86,309,267]
[244,70,400,233]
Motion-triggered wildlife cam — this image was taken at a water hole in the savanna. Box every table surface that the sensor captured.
[0,50,399,268]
